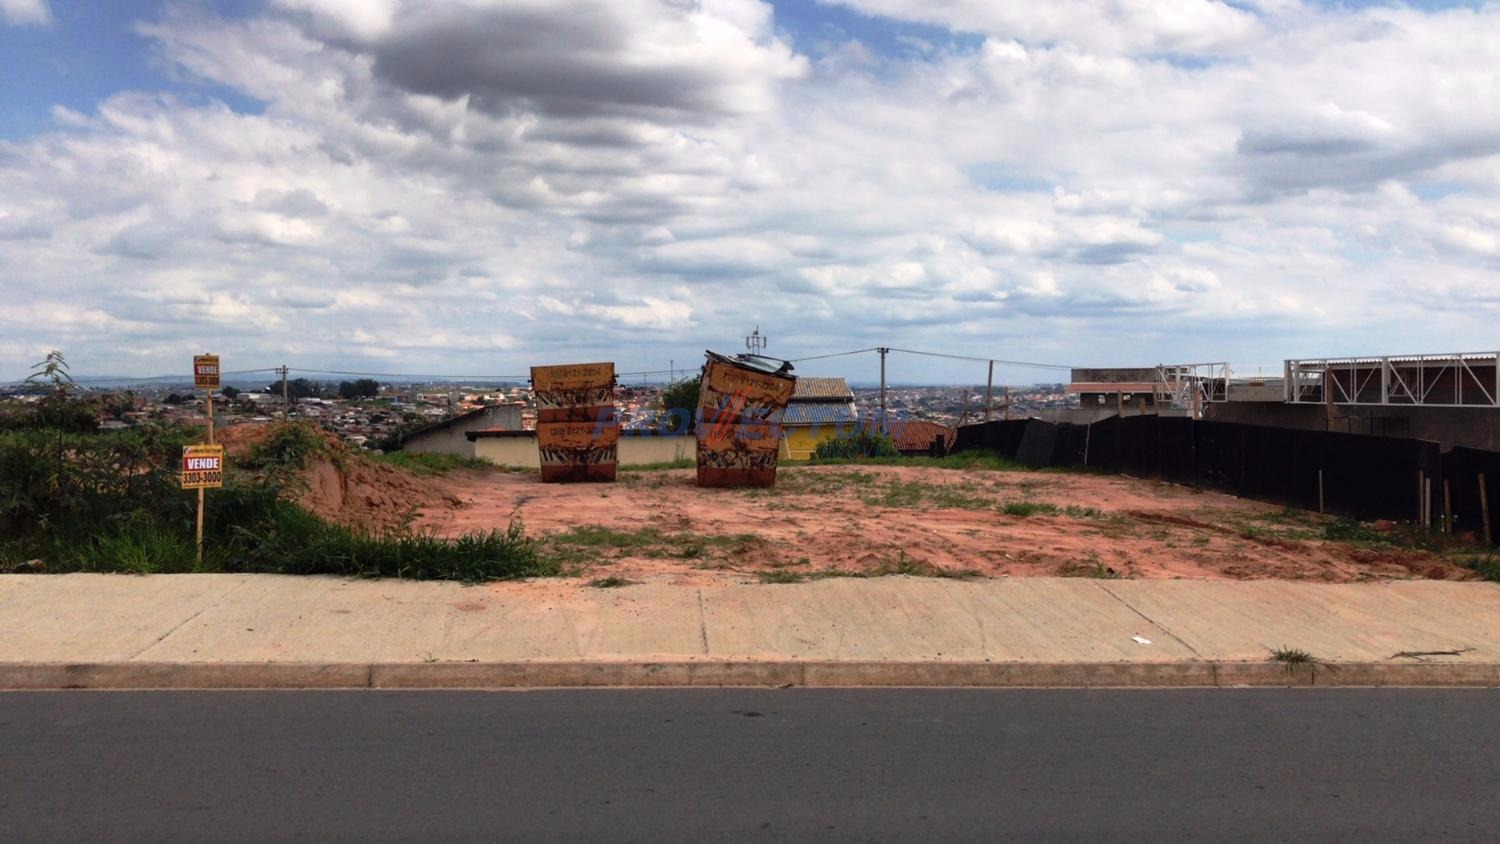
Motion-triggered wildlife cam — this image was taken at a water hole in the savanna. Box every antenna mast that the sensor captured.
[744,325,768,355]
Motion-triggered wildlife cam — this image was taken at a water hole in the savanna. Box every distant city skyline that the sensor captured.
[4,1,1498,382]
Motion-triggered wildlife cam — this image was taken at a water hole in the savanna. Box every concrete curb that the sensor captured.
[2,660,1498,690]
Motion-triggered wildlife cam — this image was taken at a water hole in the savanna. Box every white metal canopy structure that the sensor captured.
[1156,362,1230,416]
[1285,352,1500,408]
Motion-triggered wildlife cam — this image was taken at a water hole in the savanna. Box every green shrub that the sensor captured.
[244,423,332,473]
[1321,518,1390,543]
[812,431,900,461]
[1003,501,1059,517]
[0,423,195,537]
[1463,553,1500,583]
[1,413,547,582]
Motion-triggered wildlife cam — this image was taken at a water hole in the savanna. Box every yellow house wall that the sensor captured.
[780,423,859,460]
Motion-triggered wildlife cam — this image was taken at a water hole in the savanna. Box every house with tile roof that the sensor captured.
[864,417,956,456]
[779,376,860,460]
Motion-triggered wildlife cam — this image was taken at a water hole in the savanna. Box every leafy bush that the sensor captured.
[658,376,701,433]
[812,430,900,461]
[0,423,195,538]
[244,423,332,473]
[1,408,546,581]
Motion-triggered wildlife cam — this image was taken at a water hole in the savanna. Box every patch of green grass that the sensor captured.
[1321,518,1394,544]
[1268,646,1315,665]
[73,517,204,574]
[781,472,1000,511]
[1002,501,1060,517]
[376,451,498,475]
[617,458,695,472]
[775,469,881,496]
[549,525,658,547]
[541,525,762,569]
[587,576,638,588]
[233,507,548,581]
[1461,552,1500,582]
[757,570,806,584]
[812,551,981,580]
[1062,505,1104,519]
[792,452,1028,472]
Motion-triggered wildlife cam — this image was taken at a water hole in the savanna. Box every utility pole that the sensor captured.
[276,365,290,420]
[877,347,889,433]
[984,360,994,421]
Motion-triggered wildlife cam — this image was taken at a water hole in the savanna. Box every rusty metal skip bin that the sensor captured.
[696,351,796,488]
[531,362,619,482]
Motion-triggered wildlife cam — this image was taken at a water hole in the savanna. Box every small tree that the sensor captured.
[338,378,380,400]
[24,350,96,433]
[221,385,241,400]
[267,378,323,399]
[658,376,701,433]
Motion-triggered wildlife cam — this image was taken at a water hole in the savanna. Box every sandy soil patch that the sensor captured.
[412,463,1473,585]
[216,423,469,532]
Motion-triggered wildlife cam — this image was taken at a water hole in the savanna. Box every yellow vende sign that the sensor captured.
[193,354,221,390]
[181,444,225,489]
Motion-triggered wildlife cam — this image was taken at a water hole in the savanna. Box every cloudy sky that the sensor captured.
[2,0,1497,385]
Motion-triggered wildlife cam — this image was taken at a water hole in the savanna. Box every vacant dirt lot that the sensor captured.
[410,463,1475,585]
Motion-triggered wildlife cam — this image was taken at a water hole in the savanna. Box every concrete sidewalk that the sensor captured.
[2,574,1499,688]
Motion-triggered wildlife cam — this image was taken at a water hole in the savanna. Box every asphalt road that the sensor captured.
[2,689,1496,842]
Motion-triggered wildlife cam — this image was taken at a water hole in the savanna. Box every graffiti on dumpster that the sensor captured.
[696,352,795,488]
[532,363,619,482]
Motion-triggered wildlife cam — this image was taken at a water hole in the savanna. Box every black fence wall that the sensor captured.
[955,416,1493,543]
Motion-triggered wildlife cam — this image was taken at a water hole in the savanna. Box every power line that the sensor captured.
[66,368,280,384]
[289,367,530,380]
[884,347,1074,371]
[788,348,881,363]
[43,346,1076,386]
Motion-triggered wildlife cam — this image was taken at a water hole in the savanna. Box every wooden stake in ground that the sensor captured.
[1481,473,1492,546]
[1425,475,1433,532]
[1443,478,1452,535]
[1418,470,1425,529]
[198,393,213,564]
[190,353,222,565]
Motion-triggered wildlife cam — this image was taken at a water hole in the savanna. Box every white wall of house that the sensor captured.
[402,405,524,458]
[474,433,696,468]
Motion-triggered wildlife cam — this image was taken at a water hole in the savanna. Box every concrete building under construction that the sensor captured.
[1207,352,1500,451]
